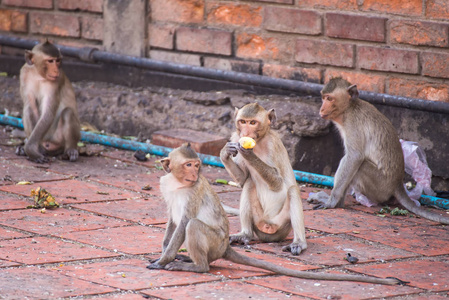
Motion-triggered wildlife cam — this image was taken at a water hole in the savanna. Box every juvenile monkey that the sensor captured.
[17,40,80,163]
[311,77,449,224]
[147,143,404,285]
[220,103,306,255]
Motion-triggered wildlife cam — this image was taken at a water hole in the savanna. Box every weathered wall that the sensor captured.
[1,0,449,102]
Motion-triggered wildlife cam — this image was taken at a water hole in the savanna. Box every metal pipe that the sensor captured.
[2,35,449,114]
[1,114,447,209]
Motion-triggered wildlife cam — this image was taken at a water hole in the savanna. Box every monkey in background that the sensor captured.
[310,77,449,224]
[17,40,80,163]
[147,143,404,285]
[220,103,307,255]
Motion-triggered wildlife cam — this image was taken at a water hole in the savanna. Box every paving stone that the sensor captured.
[0,226,32,239]
[143,281,307,300]
[304,208,421,234]
[63,225,166,255]
[92,172,162,196]
[58,258,220,290]
[0,258,21,267]
[0,236,119,264]
[248,272,421,299]
[348,259,449,292]
[349,225,449,256]
[0,179,141,204]
[0,208,130,235]
[0,267,115,299]
[0,195,33,210]
[254,235,418,266]
[0,158,71,185]
[72,198,167,225]
[91,294,151,300]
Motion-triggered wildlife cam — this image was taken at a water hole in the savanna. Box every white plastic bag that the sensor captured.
[400,139,435,205]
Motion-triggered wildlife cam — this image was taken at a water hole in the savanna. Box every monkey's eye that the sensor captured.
[186,162,192,167]
[323,95,334,102]
[250,120,257,125]
[239,120,246,124]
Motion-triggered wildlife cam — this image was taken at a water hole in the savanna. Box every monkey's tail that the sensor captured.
[394,186,449,225]
[222,247,405,285]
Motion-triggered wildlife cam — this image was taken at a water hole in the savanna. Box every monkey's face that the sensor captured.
[172,159,200,187]
[43,56,61,81]
[320,89,349,123]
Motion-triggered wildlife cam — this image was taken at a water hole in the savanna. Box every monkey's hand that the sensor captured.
[220,142,240,160]
[146,259,165,270]
[229,232,253,245]
[307,191,332,209]
[282,242,305,256]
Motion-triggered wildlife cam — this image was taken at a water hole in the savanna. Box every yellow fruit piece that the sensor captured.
[239,137,256,149]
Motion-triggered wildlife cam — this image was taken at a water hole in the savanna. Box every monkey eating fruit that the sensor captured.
[220,103,307,255]
[147,143,406,285]
[310,77,449,225]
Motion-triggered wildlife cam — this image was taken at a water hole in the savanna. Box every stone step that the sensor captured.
[151,128,227,156]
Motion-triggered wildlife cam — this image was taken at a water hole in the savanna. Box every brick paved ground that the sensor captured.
[0,126,448,299]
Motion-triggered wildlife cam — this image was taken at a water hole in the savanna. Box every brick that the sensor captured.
[206,2,262,27]
[236,33,292,61]
[150,0,204,23]
[0,10,13,31]
[295,39,354,67]
[152,129,227,156]
[358,46,418,74]
[421,52,449,79]
[177,27,232,56]
[426,0,449,20]
[298,0,357,10]
[361,0,422,16]
[263,63,322,83]
[149,24,175,49]
[250,0,293,3]
[57,0,103,13]
[3,0,52,9]
[81,16,103,41]
[11,10,27,32]
[0,9,26,32]
[388,77,449,101]
[326,13,386,42]
[204,57,260,74]
[390,20,449,47]
[30,12,80,37]
[324,69,386,93]
[264,7,321,35]
[149,50,201,66]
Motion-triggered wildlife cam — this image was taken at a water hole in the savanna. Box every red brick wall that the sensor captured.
[1,0,449,102]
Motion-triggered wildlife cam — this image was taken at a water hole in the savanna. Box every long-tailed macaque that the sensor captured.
[17,40,80,163]
[147,143,404,285]
[311,77,449,224]
[219,103,306,255]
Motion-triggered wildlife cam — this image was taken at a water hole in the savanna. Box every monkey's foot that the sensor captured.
[175,254,193,263]
[165,261,209,273]
[64,148,79,162]
[229,233,252,245]
[28,155,50,164]
[256,221,279,234]
[282,242,306,256]
[146,261,165,270]
[15,145,26,156]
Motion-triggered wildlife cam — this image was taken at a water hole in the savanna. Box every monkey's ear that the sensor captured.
[347,84,359,100]
[160,157,171,173]
[25,50,34,65]
[234,107,239,119]
[268,108,277,126]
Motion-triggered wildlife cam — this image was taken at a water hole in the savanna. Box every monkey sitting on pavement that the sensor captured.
[309,77,449,225]
[146,143,405,285]
[220,103,307,256]
[17,40,80,163]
